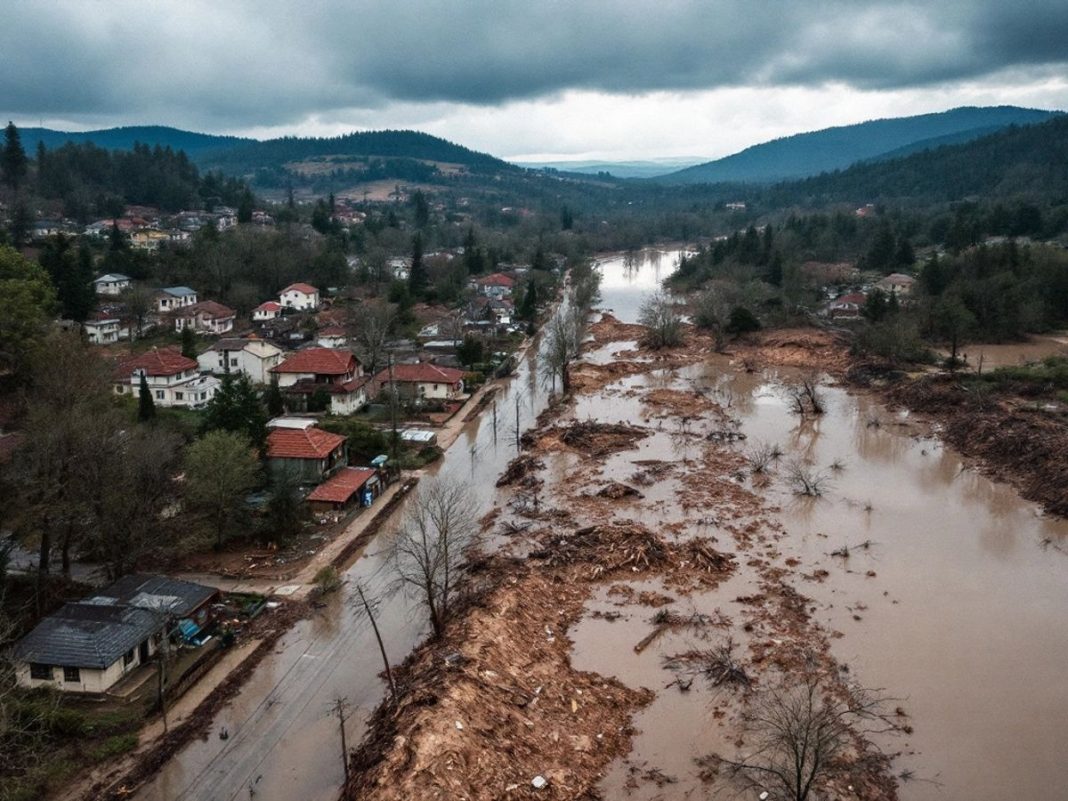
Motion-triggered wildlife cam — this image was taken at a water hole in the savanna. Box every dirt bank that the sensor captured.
[881,374,1068,517]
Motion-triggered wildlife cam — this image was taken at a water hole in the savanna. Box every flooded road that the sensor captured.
[136,295,560,801]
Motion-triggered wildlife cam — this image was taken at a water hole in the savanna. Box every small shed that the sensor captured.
[306,467,381,512]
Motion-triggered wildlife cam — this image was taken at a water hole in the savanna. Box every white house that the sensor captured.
[13,576,217,695]
[279,282,320,311]
[471,273,515,299]
[155,286,198,312]
[270,348,367,415]
[83,314,124,344]
[252,300,283,321]
[198,337,285,384]
[316,325,348,348]
[173,300,236,335]
[93,273,132,296]
[875,273,916,297]
[114,348,219,408]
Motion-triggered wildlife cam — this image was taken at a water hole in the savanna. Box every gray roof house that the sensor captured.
[12,575,218,694]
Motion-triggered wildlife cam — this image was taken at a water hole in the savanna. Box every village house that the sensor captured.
[252,300,283,321]
[270,347,368,414]
[468,295,514,327]
[12,575,217,695]
[471,273,515,298]
[825,292,867,321]
[130,230,171,251]
[279,282,320,311]
[93,273,132,296]
[373,362,466,402]
[316,325,348,348]
[83,313,124,344]
[306,466,381,513]
[173,300,237,335]
[266,418,347,483]
[197,337,284,383]
[155,286,198,313]
[875,273,916,296]
[114,348,219,408]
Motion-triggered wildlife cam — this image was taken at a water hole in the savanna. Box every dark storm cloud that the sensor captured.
[2,0,1066,127]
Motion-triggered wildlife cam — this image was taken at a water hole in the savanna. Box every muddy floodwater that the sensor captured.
[566,251,1068,801]
[135,250,1068,801]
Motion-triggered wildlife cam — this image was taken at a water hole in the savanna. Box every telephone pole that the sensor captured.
[333,697,351,787]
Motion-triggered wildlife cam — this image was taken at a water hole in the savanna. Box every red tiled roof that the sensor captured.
[116,348,197,378]
[254,301,282,312]
[475,273,514,287]
[833,293,867,305]
[306,467,377,504]
[266,427,346,460]
[318,325,346,336]
[179,300,235,319]
[373,363,466,385]
[281,283,319,295]
[285,375,370,395]
[271,348,358,375]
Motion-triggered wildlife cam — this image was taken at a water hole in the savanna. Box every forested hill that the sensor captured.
[17,126,252,157]
[658,106,1061,185]
[759,114,1068,206]
[198,129,514,174]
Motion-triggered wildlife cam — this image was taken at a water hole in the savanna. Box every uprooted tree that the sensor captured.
[701,674,900,801]
[388,478,479,639]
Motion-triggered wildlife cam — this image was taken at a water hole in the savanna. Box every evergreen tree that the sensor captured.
[408,233,427,295]
[518,278,538,320]
[894,237,915,269]
[202,372,268,450]
[9,201,31,248]
[767,251,784,287]
[561,205,574,231]
[180,325,197,358]
[138,373,156,421]
[237,189,254,223]
[412,190,430,228]
[1,122,28,191]
[265,375,285,417]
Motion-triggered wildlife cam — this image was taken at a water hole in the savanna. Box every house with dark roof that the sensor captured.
[266,419,348,482]
[113,347,219,408]
[372,362,466,402]
[279,282,320,311]
[12,575,217,694]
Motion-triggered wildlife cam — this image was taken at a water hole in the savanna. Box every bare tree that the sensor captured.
[638,291,683,349]
[786,373,825,417]
[540,306,585,394]
[352,300,395,374]
[388,478,479,639]
[120,284,155,339]
[703,675,898,801]
[786,458,831,497]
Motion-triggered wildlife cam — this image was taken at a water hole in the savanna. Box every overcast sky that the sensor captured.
[3,1,1067,162]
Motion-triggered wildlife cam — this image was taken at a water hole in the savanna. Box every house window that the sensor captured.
[175,392,183,401]
[63,666,81,683]
[230,358,238,366]
[156,390,164,399]
[123,649,135,666]
[30,663,52,680]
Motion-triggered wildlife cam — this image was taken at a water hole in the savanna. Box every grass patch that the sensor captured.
[973,356,1068,395]
[87,732,140,761]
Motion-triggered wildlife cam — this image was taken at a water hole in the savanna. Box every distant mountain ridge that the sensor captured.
[763,113,1068,205]
[18,125,253,156]
[658,106,1062,185]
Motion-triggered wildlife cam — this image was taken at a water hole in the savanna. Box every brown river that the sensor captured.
[137,250,1068,801]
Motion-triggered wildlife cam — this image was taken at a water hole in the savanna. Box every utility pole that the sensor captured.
[514,393,521,452]
[492,399,497,446]
[333,697,351,787]
[388,353,399,465]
